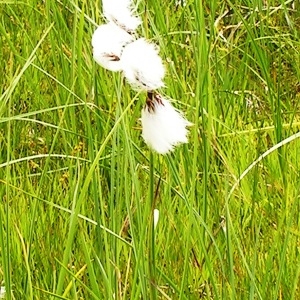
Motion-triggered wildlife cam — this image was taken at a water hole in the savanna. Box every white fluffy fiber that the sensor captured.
[141,96,190,154]
[92,22,133,72]
[102,0,141,32]
[121,38,165,91]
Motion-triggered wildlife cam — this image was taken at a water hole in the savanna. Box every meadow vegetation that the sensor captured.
[0,0,300,299]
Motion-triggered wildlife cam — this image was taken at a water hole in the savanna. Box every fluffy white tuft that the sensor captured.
[92,22,134,72]
[121,38,165,91]
[141,94,191,154]
[102,0,141,32]
[153,209,159,229]
[0,286,5,299]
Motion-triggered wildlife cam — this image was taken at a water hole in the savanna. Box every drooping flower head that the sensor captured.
[102,0,141,32]
[141,92,191,154]
[92,22,134,72]
[121,38,165,91]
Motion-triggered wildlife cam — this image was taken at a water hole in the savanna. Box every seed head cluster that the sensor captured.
[92,0,191,154]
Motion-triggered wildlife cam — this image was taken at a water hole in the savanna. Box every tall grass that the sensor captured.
[0,0,300,299]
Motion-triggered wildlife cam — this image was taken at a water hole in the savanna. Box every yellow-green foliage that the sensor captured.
[0,0,300,299]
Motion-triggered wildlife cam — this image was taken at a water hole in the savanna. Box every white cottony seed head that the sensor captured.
[141,93,191,154]
[153,209,159,230]
[121,38,165,91]
[92,22,134,72]
[102,0,141,32]
[0,286,5,299]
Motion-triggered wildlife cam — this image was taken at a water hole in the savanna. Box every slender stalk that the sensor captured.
[148,152,157,300]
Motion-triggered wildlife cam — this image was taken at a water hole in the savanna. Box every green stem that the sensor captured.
[149,152,157,300]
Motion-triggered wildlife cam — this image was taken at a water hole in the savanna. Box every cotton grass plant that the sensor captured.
[92,2,191,297]
[1,0,300,299]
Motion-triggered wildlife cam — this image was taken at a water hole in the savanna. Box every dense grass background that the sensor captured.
[1,0,300,299]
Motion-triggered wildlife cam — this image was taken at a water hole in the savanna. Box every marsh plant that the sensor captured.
[2,0,300,298]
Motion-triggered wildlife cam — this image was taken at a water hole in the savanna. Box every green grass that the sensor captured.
[1,0,300,299]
